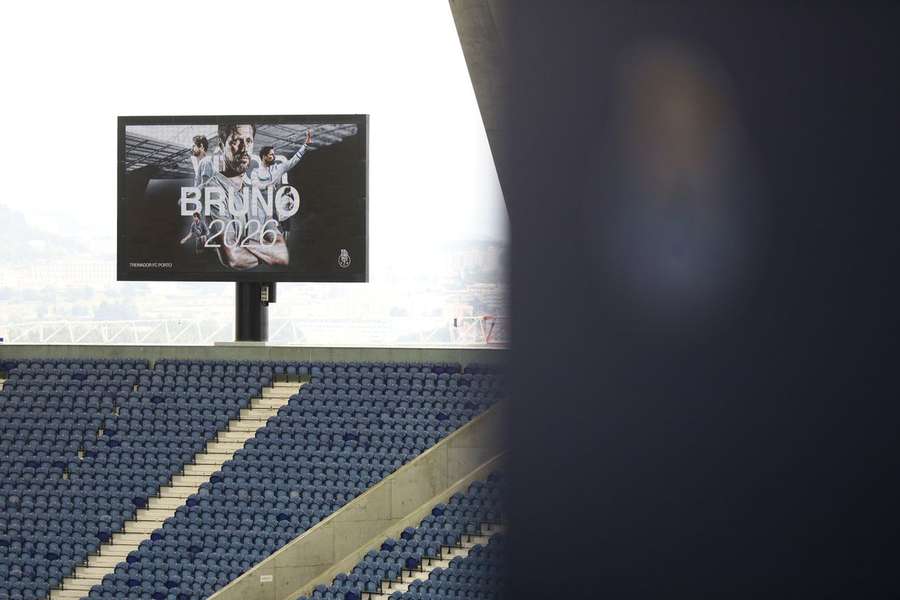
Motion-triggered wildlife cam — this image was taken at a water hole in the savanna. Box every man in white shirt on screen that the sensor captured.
[250,129,311,242]
[190,135,217,187]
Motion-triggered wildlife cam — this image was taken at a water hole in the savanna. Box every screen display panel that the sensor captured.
[118,115,367,282]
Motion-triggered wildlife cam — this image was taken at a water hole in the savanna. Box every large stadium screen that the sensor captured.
[117,115,368,282]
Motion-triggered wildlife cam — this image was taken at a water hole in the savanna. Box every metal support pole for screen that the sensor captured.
[235,282,276,342]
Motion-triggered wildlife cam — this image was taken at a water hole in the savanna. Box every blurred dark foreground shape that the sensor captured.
[468,1,900,597]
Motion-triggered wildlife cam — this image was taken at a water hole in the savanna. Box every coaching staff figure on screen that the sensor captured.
[203,123,289,270]
[251,129,312,242]
[251,129,311,189]
[180,212,208,254]
[190,135,213,187]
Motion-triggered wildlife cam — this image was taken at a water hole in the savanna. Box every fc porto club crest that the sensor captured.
[338,249,352,268]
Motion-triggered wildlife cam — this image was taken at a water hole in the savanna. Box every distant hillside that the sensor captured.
[0,204,88,264]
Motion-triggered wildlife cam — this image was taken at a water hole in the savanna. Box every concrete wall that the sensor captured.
[208,402,506,600]
[449,0,508,196]
[292,454,506,599]
[0,344,505,367]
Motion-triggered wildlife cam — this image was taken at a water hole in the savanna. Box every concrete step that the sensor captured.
[70,567,109,581]
[147,496,183,510]
[205,440,244,452]
[252,398,288,409]
[266,388,297,394]
[194,452,232,465]
[171,474,209,487]
[123,520,159,534]
[50,590,87,600]
[217,431,255,443]
[86,554,124,568]
[96,544,133,557]
[110,532,145,546]
[183,463,219,476]
[259,395,294,403]
[228,420,269,432]
[239,408,277,418]
[239,407,278,419]
[57,578,98,591]
[158,485,194,499]
[135,507,175,521]
[262,387,297,396]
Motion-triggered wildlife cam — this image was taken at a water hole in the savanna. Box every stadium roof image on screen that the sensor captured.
[118,115,368,282]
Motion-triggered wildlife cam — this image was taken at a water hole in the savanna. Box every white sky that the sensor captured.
[1,0,507,256]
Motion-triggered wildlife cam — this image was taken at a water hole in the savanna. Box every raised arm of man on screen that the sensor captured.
[251,129,312,190]
[240,129,312,262]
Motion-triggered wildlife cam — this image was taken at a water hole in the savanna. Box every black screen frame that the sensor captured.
[117,114,368,283]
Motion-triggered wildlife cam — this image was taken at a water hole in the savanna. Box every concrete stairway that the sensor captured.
[361,523,504,600]
[49,381,303,600]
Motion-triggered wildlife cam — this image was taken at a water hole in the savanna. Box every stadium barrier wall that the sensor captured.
[0,345,503,367]
[287,453,507,600]
[208,402,506,600]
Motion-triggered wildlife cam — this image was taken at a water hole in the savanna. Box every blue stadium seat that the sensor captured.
[3,360,503,600]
